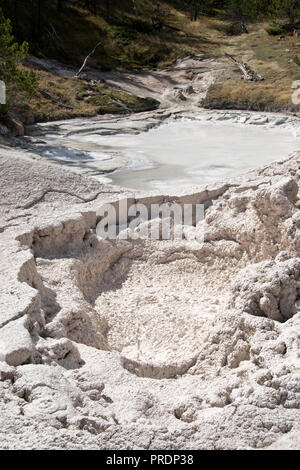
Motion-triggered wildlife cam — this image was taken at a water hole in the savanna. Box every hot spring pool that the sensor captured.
[35,115,300,191]
[91,119,300,190]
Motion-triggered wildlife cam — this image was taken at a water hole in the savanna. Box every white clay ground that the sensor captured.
[1,138,300,449]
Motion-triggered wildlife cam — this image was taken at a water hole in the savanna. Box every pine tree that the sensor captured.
[225,0,259,34]
[0,8,37,113]
[269,0,300,27]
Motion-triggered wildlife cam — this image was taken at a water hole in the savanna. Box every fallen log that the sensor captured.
[225,53,264,82]
[38,88,73,109]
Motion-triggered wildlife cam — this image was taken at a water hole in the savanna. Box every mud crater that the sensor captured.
[30,175,300,379]
[36,230,229,379]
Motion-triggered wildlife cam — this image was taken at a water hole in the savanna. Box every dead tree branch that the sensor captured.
[74,42,102,78]
[225,53,264,82]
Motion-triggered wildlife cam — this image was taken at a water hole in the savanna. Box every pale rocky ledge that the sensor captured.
[1,139,300,450]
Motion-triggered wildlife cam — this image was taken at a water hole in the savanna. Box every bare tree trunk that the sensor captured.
[105,0,114,20]
[132,0,139,17]
[57,0,64,11]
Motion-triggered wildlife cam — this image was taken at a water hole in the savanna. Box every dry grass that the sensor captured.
[203,79,300,112]
[12,68,159,124]
[203,23,300,113]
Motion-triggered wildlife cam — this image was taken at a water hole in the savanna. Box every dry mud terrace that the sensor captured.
[1,141,300,449]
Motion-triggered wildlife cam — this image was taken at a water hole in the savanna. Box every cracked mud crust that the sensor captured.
[1,141,300,450]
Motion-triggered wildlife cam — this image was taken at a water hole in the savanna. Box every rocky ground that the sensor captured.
[1,134,300,449]
[27,55,230,107]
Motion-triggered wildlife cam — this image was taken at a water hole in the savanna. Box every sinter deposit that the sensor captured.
[1,137,300,449]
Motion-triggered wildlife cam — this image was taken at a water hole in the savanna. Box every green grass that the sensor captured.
[2,1,224,70]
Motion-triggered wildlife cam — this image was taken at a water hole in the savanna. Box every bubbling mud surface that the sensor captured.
[27,111,300,191]
[103,120,300,190]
